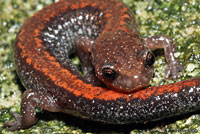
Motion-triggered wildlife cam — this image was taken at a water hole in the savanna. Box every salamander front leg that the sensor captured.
[76,36,104,86]
[4,89,60,130]
[144,35,183,79]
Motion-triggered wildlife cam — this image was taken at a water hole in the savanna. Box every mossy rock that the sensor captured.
[0,0,200,133]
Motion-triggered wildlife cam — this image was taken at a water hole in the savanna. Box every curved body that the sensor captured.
[5,0,200,130]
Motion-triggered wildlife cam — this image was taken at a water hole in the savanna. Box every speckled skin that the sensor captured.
[4,0,200,131]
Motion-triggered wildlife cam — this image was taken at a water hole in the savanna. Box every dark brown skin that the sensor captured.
[83,33,183,92]
[6,0,200,131]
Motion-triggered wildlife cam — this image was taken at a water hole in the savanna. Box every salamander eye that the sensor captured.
[102,63,117,80]
[145,51,155,67]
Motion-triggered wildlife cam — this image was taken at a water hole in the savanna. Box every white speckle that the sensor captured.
[90,40,94,44]
[158,36,165,41]
[155,96,160,100]
[87,28,92,36]
[196,87,200,92]
[64,21,70,26]
[58,25,62,29]
[99,12,103,17]
[90,16,94,21]
[45,32,54,38]
[62,36,65,39]
[71,18,75,23]
[189,88,194,93]
[92,25,97,29]
[173,93,178,97]
[48,27,52,31]
[47,38,52,43]
[86,14,89,20]
[78,29,83,34]
[133,75,139,79]
[54,29,59,34]
[78,15,83,20]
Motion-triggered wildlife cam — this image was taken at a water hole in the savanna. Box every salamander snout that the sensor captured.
[96,50,155,93]
[101,64,154,92]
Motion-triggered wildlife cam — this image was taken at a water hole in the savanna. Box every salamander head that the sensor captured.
[92,32,155,93]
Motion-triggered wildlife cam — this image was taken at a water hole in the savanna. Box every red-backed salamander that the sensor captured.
[4,0,200,131]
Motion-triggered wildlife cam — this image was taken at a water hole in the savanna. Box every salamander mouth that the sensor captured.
[109,82,150,93]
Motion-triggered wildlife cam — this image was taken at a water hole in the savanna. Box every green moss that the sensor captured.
[0,0,200,133]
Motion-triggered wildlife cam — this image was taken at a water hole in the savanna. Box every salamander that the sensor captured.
[4,0,200,131]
